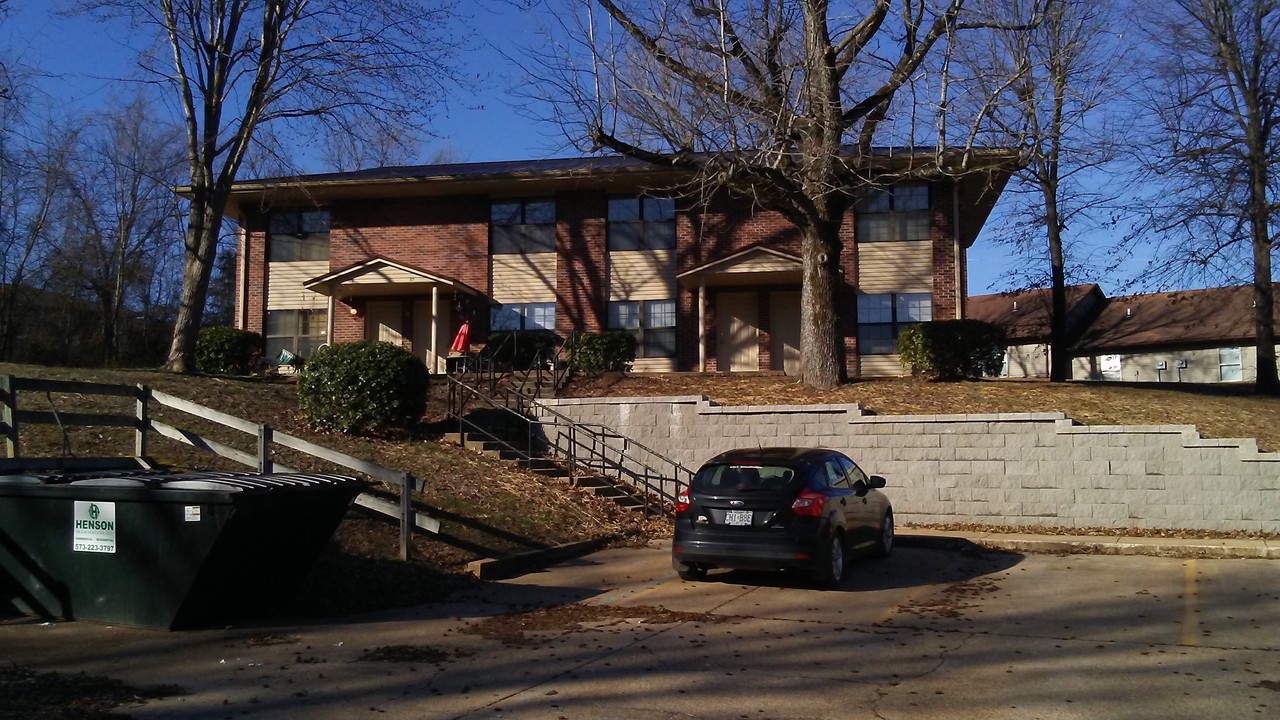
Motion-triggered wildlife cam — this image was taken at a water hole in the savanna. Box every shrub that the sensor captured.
[571,331,637,374]
[195,327,263,376]
[482,330,560,371]
[896,320,1006,380]
[298,340,430,434]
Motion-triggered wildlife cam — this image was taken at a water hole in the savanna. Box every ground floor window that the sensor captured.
[1219,347,1243,381]
[856,293,931,354]
[265,309,327,358]
[608,299,676,357]
[490,302,556,332]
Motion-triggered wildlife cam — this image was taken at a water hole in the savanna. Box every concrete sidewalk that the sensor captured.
[898,527,1280,559]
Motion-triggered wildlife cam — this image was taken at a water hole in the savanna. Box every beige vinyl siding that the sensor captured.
[610,249,675,300]
[347,265,431,285]
[267,261,329,310]
[856,241,932,293]
[491,253,557,304]
[1005,343,1049,378]
[631,357,676,373]
[859,355,907,377]
[1072,345,1276,383]
[715,253,798,274]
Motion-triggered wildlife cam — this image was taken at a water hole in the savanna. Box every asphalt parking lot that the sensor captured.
[3,540,1278,719]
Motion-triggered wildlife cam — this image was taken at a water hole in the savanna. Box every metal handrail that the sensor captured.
[442,373,691,515]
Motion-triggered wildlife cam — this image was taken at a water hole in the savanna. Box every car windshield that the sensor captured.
[691,464,800,493]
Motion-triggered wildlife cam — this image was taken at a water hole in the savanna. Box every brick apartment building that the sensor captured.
[224,152,1016,376]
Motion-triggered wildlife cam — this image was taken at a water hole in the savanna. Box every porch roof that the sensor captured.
[304,257,483,299]
[677,246,803,288]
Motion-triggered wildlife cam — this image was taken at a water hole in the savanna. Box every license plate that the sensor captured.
[724,509,753,526]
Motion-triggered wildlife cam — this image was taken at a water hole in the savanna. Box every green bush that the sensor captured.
[483,330,560,371]
[195,327,263,376]
[571,331,637,374]
[896,320,1006,380]
[298,341,430,434]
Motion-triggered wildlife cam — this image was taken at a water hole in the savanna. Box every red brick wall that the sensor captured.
[236,178,967,377]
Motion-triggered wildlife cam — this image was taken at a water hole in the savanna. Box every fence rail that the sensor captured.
[1,375,434,560]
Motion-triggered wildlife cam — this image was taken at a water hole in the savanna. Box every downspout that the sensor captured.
[952,182,963,319]
[237,221,249,329]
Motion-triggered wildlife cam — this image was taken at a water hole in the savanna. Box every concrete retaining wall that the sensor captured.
[537,395,1280,533]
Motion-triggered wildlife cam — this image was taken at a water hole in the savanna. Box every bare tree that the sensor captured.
[1140,0,1280,394]
[524,0,1022,388]
[959,0,1128,381]
[54,93,186,365]
[84,0,462,372]
[320,122,422,172]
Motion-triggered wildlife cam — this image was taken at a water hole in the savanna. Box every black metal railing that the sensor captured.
[442,372,690,516]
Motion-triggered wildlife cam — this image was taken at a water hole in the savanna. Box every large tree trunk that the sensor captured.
[1250,197,1278,395]
[799,219,846,389]
[164,197,224,372]
[1043,186,1070,383]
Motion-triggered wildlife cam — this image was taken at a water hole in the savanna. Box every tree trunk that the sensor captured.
[799,219,846,389]
[164,197,224,372]
[1250,194,1278,395]
[1043,188,1070,383]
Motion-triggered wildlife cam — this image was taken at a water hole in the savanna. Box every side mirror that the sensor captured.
[868,475,887,489]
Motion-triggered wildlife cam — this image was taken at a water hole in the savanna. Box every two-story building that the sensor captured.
[224,151,1016,376]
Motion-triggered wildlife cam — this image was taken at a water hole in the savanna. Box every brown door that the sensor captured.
[771,291,801,375]
[717,291,759,371]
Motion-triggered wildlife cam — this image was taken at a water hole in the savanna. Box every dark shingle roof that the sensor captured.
[1074,284,1280,352]
[967,284,1104,343]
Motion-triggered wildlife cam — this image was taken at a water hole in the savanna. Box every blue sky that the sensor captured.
[2,2,1159,297]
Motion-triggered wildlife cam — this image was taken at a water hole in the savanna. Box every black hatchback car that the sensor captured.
[672,447,893,587]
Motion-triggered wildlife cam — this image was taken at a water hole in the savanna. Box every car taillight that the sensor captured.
[791,489,824,517]
[675,490,690,513]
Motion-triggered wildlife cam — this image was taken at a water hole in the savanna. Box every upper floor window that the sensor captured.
[608,298,676,357]
[856,292,931,354]
[491,199,556,254]
[268,209,330,261]
[608,196,676,250]
[855,183,930,242]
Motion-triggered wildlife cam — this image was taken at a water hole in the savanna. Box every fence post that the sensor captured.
[135,384,150,458]
[257,424,273,473]
[400,472,415,561]
[1,374,16,458]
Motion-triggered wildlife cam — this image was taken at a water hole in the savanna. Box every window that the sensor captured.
[268,209,330,261]
[855,183,930,242]
[265,309,327,358]
[490,302,556,331]
[608,196,676,250]
[491,199,556,254]
[608,298,676,357]
[856,292,931,354]
[1220,347,1243,382]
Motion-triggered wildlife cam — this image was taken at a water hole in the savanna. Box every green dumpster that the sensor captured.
[0,470,366,629]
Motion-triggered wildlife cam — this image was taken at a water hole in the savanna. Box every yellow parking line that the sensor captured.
[1180,559,1198,647]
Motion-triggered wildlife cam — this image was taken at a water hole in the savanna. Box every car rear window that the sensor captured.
[692,464,800,493]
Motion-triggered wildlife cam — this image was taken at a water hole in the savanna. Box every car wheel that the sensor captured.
[874,511,894,558]
[675,561,708,581]
[814,529,845,588]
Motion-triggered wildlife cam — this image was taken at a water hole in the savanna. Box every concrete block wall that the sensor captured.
[538,395,1280,533]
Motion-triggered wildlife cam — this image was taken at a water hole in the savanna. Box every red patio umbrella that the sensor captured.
[449,321,471,354]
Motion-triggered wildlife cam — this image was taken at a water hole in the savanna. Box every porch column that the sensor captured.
[431,286,439,373]
[698,279,707,372]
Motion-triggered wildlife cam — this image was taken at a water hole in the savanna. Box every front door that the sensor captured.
[365,301,410,350]
[717,291,759,372]
[771,291,801,375]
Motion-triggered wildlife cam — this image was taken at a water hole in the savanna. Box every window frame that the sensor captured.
[607,298,677,358]
[267,209,330,262]
[1219,346,1244,382]
[856,292,932,355]
[854,182,932,243]
[490,198,557,254]
[607,195,676,251]
[490,301,557,332]
[264,308,327,358]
